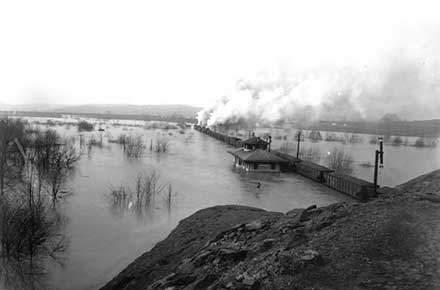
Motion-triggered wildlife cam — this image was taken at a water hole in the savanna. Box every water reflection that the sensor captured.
[0,257,48,290]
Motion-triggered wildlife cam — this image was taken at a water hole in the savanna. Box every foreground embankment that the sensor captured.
[101,170,440,290]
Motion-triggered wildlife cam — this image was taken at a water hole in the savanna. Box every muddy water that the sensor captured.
[1,119,353,290]
[246,127,440,187]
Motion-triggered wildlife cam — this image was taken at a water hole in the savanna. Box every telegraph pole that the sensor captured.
[373,136,384,193]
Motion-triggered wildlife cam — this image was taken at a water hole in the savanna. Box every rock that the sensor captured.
[242,276,256,286]
[300,249,320,261]
[219,248,249,262]
[259,238,275,251]
[286,208,304,216]
[285,229,307,249]
[245,220,263,231]
[299,208,322,222]
[305,204,317,211]
[241,272,258,288]
[192,274,219,289]
[177,258,195,274]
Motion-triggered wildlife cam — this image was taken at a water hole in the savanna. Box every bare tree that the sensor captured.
[107,170,177,218]
[300,146,322,163]
[125,135,145,158]
[155,137,170,153]
[325,147,354,175]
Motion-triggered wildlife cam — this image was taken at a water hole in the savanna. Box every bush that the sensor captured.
[325,133,345,143]
[77,121,94,132]
[414,138,425,147]
[392,136,403,146]
[308,130,323,142]
[125,135,145,158]
[414,137,438,148]
[369,136,378,144]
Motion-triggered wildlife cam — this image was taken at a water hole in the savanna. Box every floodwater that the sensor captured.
[1,118,353,290]
[253,127,440,187]
[2,118,439,290]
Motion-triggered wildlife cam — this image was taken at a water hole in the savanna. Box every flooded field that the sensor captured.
[1,117,353,290]
[2,117,439,290]
[251,127,440,187]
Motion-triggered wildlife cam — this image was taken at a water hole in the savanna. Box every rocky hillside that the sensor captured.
[101,171,440,290]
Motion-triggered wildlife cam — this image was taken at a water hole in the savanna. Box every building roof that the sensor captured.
[241,136,269,146]
[271,150,301,163]
[228,148,289,163]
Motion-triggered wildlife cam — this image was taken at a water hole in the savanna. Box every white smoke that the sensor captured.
[197,31,440,127]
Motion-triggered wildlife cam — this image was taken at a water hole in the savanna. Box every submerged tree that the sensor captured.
[155,137,170,153]
[300,146,322,163]
[125,135,145,158]
[107,170,177,219]
[77,121,94,132]
[0,119,27,196]
[0,118,71,290]
[325,147,354,175]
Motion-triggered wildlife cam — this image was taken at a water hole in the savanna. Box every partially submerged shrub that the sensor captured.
[107,170,177,218]
[325,147,354,175]
[369,136,379,144]
[359,161,374,168]
[308,130,323,142]
[348,134,363,144]
[300,147,322,163]
[77,121,94,132]
[87,135,103,148]
[414,137,437,148]
[155,138,170,153]
[392,136,403,146]
[144,122,178,130]
[325,133,345,143]
[125,135,145,158]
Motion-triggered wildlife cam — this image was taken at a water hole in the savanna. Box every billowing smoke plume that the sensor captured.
[197,36,440,127]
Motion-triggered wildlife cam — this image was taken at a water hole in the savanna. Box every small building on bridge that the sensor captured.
[227,148,289,172]
[239,136,269,150]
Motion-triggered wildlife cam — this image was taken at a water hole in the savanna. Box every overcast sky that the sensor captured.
[0,0,439,107]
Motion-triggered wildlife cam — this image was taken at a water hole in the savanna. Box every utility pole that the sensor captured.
[296,130,302,158]
[267,135,272,152]
[373,136,384,193]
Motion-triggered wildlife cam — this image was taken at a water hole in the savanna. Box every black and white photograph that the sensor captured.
[0,1,439,289]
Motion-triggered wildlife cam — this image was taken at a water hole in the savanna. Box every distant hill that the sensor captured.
[0,104,202,118]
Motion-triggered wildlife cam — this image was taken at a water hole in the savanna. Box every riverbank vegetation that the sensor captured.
[0,118,79,278]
